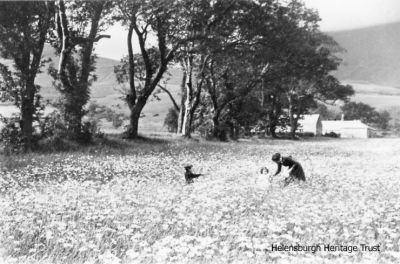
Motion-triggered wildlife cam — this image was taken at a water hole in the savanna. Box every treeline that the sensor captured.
[0,0,356,153]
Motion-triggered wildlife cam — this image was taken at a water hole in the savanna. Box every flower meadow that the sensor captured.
[0,138,399,264]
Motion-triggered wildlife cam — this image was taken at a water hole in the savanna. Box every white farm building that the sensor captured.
[297,114,322,136]
[321,120,373,139]
[275,114,322,136]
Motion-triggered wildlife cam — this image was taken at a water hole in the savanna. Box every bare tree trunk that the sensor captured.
[212,115,219,137]
[226,120,238,140]
[182,96,193,138]
[260,78,265,108]
[21,96,34,152]
[181,58,193,138]
[182,82,202,138]
[267,113,278,138]
[19,2,51,151]
[57,0,69,76]
[270,127,278,138]
[180,54,208,138]
[288,95,297,139]
[182,91,201,138]
[177,71,186,134]
[212,113,226,140]
[178,104,185,134]
[289,120,298,139]
[124,66,171,139]
[126,98,146,138]
[182,110,192,137]
[267,105,278,138]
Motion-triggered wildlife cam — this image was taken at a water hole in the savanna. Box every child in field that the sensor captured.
[272,153,305,186]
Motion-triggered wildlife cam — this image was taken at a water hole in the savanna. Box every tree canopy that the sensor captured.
[0,0,370,153]
[341,102,391,130]
[0,1,53,151]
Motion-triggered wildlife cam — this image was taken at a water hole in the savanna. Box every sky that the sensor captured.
[96,0,400,60]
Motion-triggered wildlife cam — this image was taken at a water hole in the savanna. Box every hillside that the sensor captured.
[329,22,400,88]
[328,22,400,128]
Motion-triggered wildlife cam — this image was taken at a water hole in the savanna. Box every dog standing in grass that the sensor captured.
[184,165,202,184]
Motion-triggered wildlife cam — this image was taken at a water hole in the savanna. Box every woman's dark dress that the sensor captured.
[274,156,306,181]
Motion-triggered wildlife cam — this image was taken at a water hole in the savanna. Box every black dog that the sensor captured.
[184,165,202,184]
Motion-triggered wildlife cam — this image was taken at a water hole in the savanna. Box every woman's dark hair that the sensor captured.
[272,153,281,162]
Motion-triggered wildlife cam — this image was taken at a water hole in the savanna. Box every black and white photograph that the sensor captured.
[0,0,399,263]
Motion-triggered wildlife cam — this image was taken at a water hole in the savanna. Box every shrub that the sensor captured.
[39,111,67,139]
[80,119,104,144]
[164,108,178,133]
[297,132,315,137]
[112,115,124,129]
[323,132,340,138]
[196,120,214,139]
[39,110,103,145]
[86,102,127,129]
[0,115,24,155]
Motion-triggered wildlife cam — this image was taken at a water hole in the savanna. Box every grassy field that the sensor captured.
[0,137,399,264]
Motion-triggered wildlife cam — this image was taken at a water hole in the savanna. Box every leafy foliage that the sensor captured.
[185,0,354,140]
[49,0,113,140]
[241,1,354,138]
[0,115,24,155]
[87,102,127,129]
[0,1,53,151]
[0,65,17,103]
[341,102,391,129]
[310,102,340,120]
[164,108,179,133]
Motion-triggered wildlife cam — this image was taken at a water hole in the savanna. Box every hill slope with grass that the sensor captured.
[329,22,400,89]
[328,22,400,128]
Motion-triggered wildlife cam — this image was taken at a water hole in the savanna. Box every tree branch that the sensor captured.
[157,84,180,112]
[94,34,111,42]
[57,0,70,76]
[133,22,152,85]
[127,23,136,106]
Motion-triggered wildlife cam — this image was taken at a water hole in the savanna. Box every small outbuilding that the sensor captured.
[297,114,322,136]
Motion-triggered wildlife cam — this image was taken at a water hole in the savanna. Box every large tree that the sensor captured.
[202,0,288,139]
[261,0,353,139]
[204,51,268,139]
[114,0,183,139]
[262,80,288,138]
[0,1,53,151]
[174,0,251,138]
[50,0,113,140]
